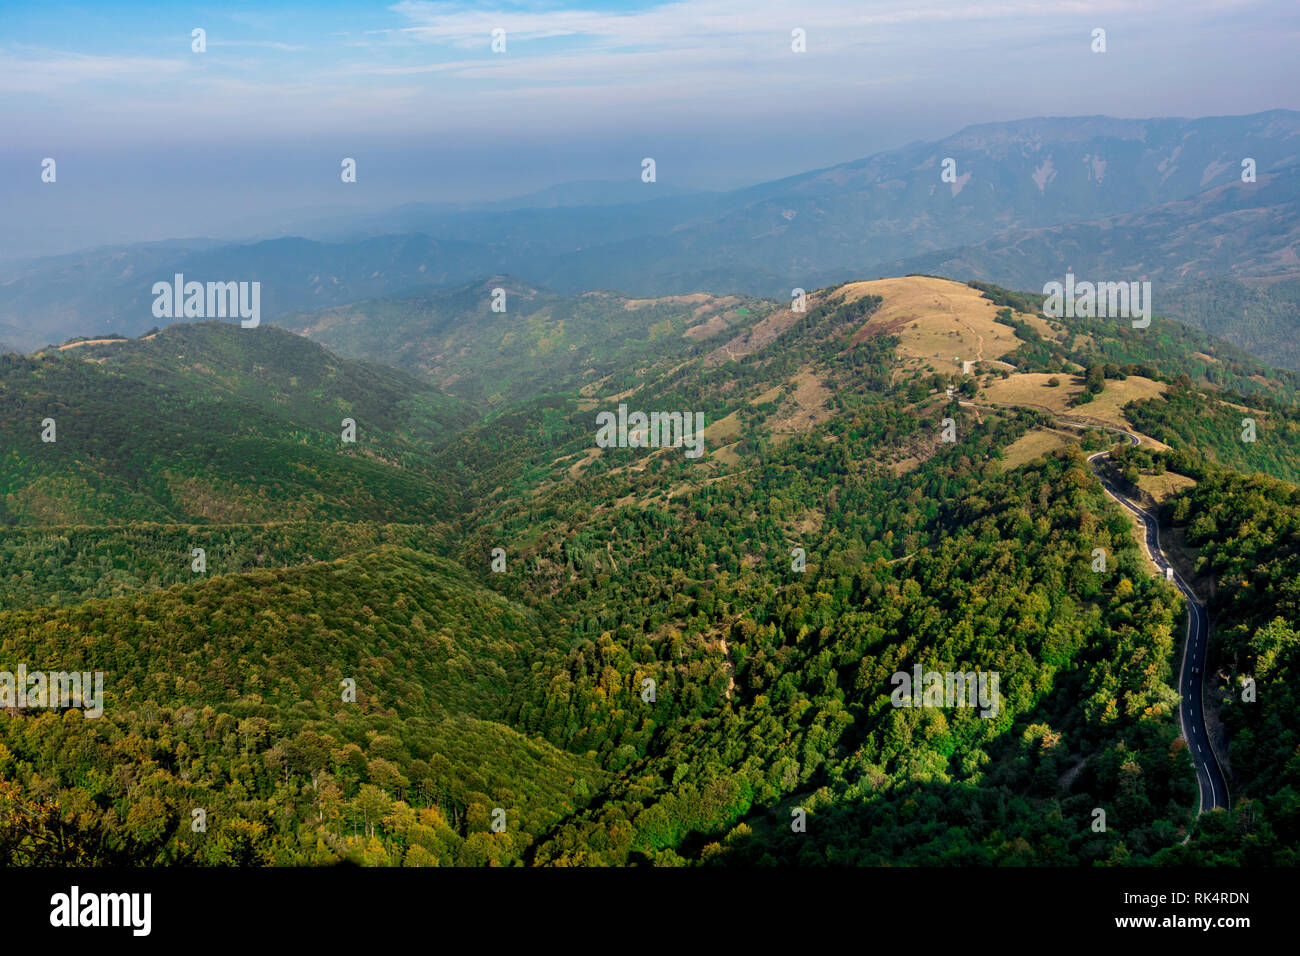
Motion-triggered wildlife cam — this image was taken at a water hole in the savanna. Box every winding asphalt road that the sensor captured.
[1086,436,1230,815]
[958,400,1229,816]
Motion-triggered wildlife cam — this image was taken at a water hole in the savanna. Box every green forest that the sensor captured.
[1,278,1297,866]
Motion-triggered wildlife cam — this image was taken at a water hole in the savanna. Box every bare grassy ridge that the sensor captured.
[843,275,1048,373]
[982,372,1167,434]
[999,428,1072,471]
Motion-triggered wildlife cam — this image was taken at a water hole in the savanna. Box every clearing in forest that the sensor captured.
[841,275,1059,374]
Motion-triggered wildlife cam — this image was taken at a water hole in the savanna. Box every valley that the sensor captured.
[3,273,1296,866]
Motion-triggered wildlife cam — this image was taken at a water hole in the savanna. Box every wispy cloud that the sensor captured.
[1,0,1295,148]
[208,40,308,52]
[384,0,1265,51]
[0,47,187,93]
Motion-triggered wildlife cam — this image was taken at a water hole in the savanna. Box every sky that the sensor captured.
[2,0,1299,259]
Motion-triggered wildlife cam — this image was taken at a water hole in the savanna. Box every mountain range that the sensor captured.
[4,110,1298,369]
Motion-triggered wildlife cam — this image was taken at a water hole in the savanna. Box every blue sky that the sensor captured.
[3,0,1299,258]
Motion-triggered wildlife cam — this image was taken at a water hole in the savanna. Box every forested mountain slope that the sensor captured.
[280,277,777,407]
[0,548,600,865]
[0,322,473,526]
[2,274,1297,866]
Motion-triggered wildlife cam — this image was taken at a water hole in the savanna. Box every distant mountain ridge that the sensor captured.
[1,110,1296,353]
[889,161,1299,278]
